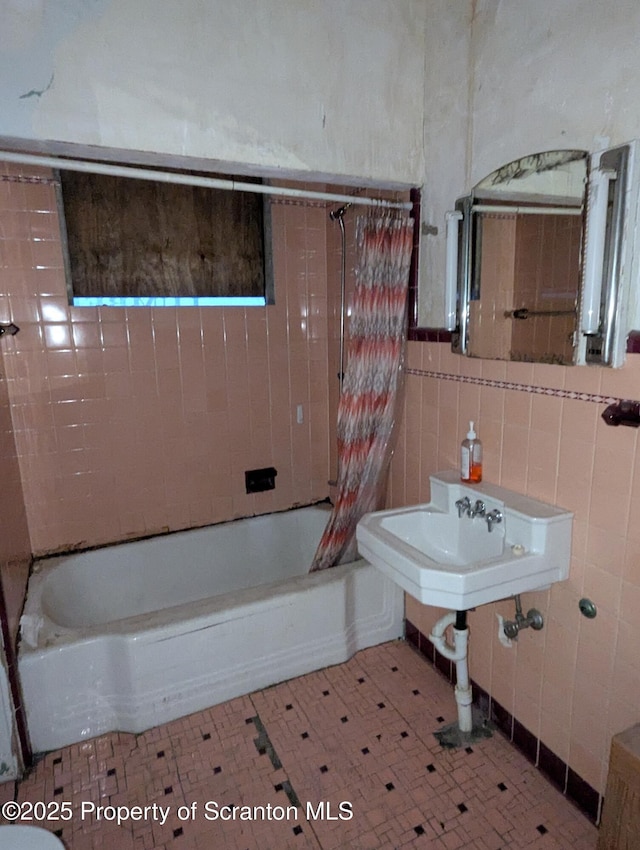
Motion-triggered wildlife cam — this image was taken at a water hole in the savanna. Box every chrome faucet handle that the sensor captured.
[455,496,471,518]
[486,509,503,532]
[471,499,485,518]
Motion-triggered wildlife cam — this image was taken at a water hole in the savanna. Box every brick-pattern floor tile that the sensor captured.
[1,642,597,849]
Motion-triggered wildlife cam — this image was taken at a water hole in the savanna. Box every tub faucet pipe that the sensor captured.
[429,610,473,734]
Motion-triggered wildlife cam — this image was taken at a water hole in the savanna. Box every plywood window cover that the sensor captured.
[58,170,274,307]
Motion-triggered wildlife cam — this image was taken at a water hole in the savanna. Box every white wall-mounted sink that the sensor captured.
[356,471,573,610]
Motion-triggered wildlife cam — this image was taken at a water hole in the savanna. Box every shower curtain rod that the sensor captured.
[1,150,414,211]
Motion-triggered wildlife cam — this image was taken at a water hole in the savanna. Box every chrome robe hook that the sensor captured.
[0,322,19,337]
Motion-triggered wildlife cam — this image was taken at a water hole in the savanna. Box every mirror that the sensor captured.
[451,150,588,365]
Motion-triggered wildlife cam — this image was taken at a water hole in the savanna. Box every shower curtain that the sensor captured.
[310,213,414,572]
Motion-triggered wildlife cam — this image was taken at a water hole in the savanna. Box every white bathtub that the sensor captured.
[19,506,403,752]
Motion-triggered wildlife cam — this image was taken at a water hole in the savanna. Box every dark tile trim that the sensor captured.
[489,697,513,740]
[627,331,640,353]
[539,740,568,793]
[404,620,419,649]
[404,620,436,661]
[418,631,435,663]
[472,682,490,717]
[434,648,453,682]
[405,619,600,824]
[407,327,453,343]
[513,718,538,765]
[567,767,601,824]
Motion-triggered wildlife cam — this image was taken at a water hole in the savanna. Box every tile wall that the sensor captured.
[0,163,333,557]
[469,214,580,363]
[467,215,516,360]
[390,340,640,797]
[511,214,580,364]
[0,209,33,773]
[0,369,30,647]
[3,152,633,805]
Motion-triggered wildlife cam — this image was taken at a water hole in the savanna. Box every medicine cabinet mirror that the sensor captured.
[446,143,640,367]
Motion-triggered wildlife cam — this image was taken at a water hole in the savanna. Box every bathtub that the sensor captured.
[19,505,403,752]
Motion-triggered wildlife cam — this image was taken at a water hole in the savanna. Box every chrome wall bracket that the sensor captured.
[0,322,19,337]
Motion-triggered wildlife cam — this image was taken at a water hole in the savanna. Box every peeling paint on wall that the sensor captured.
[1,0,110,136]
[418,0,640,327]
[0,0,426,185]
[19,72,54,100]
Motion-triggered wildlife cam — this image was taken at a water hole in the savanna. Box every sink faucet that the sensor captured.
[485,509,503,532]
[470,499,485,518]
[455,497,487,519]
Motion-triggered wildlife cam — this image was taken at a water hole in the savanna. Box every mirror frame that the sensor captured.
[446,145,640,367]
[453,150,588,364]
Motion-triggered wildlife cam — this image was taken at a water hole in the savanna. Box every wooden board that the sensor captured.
[598,724,640,849]
[60,171,266,299]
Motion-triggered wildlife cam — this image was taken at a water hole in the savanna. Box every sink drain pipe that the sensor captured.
[428,610,473,733]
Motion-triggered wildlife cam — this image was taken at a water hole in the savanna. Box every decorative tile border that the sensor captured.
[627,330,640,353]
[0,173,58,185]
[269,196,329,209]
[406,367,621,406]
[407,328,453,343]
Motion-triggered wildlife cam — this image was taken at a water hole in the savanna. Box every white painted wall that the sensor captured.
[5,1,640,324]
[0,0,426,187]
[418,0,472,327]
[419,0,640,326]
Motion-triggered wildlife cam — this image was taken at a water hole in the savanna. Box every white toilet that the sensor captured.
[0,825,65,848]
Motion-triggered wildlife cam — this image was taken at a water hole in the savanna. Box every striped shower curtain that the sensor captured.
[310,213,414,572]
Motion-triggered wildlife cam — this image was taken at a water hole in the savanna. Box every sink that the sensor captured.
[356,471,573,609]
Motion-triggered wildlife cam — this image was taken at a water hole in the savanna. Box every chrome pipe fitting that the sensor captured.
[502,594,544,640]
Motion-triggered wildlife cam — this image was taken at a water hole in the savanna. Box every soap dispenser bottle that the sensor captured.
[460,421,482,483]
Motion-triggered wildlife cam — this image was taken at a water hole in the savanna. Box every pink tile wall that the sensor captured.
[512,215,579,364]
[0,370,30,646]
[0,163,331,556]
[469,215,516,360]
[0,173,35,647]
[395,341,640,795]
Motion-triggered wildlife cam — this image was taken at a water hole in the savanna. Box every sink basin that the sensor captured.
[379,508,505,567]
[356,471,573,609]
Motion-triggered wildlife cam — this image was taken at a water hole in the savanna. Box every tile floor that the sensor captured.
[1,641,597,849]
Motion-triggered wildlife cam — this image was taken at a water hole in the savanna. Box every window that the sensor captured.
[58,170,274,307]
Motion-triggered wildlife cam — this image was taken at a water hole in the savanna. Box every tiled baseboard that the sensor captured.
[405,619,601,824]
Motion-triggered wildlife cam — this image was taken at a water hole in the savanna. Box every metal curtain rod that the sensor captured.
[472,203,583,216]
[504,307,575,320]
[1,151,413,211]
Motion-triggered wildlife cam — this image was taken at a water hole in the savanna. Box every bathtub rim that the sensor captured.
[19,555,404,752]
[20,555,371,654]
